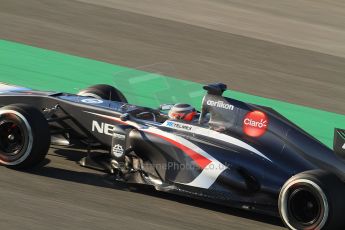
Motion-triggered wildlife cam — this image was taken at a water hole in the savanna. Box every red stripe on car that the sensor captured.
[145,131,211,169]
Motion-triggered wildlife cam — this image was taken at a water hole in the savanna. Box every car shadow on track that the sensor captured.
[26,146,285,228]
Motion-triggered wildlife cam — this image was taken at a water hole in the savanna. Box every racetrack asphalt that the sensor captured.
[0,0,344,229]
[0,146,285,230]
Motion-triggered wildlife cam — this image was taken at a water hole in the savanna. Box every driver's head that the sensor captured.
[168,104,197,121]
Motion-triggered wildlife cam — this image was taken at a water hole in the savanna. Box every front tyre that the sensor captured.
[0,104,50,169]
[77,84,128,103]
[279,170,345,230]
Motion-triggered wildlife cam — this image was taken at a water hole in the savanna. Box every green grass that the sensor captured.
[0,39,344,148]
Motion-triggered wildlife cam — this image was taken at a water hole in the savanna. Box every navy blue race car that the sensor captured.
[0,82,344,230]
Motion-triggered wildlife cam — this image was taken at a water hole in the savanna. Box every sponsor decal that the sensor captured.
[81,98,103,104]
[165,121,192,131]
[206,99,234,110]
[112,144,124,158]
[86,110,270,189]
[92,120,118,136]
[243,111,269,137]
[113,133,126,140]
[165,121,174,127]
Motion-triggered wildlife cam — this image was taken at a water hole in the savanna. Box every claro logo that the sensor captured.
[206,100,234,110]
[243,111,269,137]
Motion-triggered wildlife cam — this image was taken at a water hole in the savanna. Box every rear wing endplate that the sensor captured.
[334,128,345,158]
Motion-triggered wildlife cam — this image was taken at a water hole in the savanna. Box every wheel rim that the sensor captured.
[0,111,32,165]
[0,120,24,155]
[280,179,329,230]
[288,187,322,226]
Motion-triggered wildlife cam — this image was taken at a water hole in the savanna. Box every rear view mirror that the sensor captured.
[159,104,174,111]
[120,113,130,121]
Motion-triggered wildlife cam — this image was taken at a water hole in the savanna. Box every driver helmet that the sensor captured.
[168,104,197,121]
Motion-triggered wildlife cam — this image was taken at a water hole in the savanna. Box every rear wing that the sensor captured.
[334,128,345,158]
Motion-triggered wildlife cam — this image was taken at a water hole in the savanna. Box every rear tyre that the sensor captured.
[279,170,345,230]
[0,104,50,169]
[78,84,128,103]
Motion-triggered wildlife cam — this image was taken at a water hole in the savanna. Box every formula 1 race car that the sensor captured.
[0,82,345,230]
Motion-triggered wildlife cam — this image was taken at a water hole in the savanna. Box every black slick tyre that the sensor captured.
[0,104,50,169]
[279,170,345,230]
[78,84,128,103]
